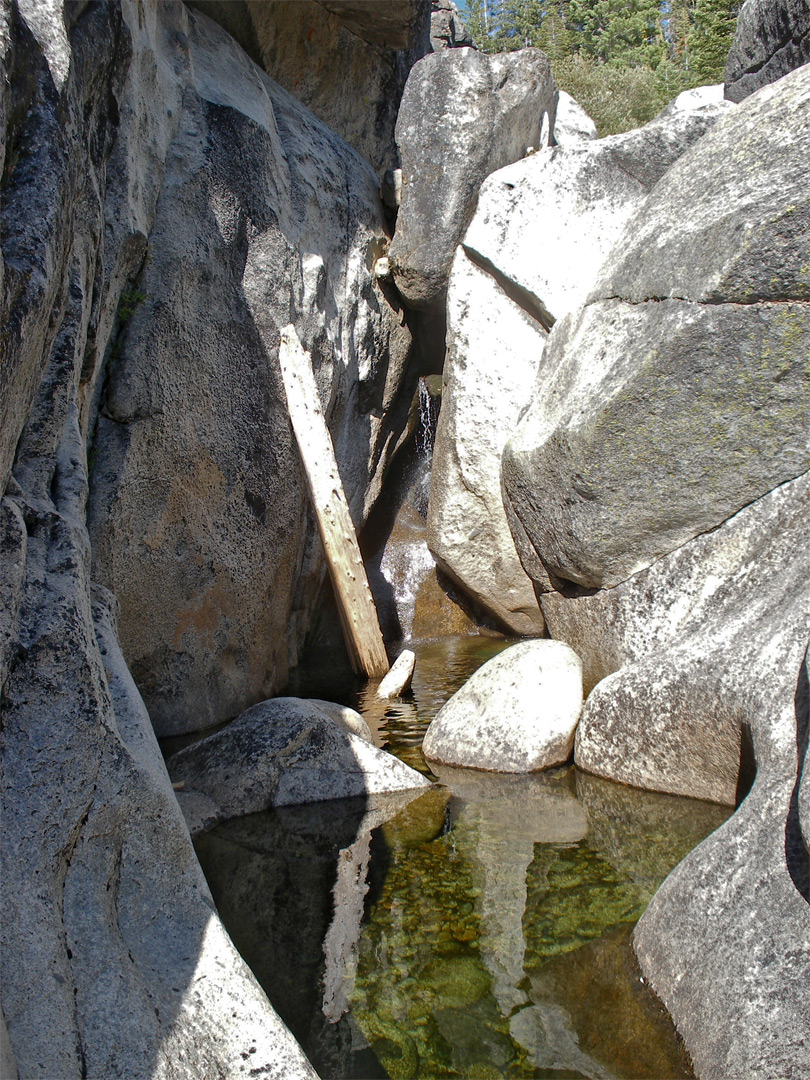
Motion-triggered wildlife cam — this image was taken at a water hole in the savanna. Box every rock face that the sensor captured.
[167,697,430,821]
[503,64,810,592]
[422,640,583,772]
[87,6,413,736]
[0,0,419,1074]
[428,94,732,632]
[543,472,810,803]
[0,403,315,1079]
[725,0,810,103]
[496,61,810,1080]
[427,247,549,633]
[389,46,557,310]
[429,0,473,51]
[187,0,431,173]
[552,90,598,143]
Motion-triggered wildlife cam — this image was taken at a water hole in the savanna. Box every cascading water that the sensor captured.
[369,375,466,643]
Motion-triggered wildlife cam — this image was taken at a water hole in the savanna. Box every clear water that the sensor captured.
[195,636,731,1080]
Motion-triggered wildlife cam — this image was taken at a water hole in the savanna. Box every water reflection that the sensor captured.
[196,637,731,1079]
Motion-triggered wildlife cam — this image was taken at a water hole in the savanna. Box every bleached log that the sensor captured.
[279,325,389,678]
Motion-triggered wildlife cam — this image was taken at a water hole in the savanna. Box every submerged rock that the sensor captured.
[167,697,430,820]
[423,640,583,773]
[389,46,557,311]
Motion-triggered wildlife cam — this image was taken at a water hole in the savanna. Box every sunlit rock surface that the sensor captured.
[429,91,731,633]
[504,64,810,591]
[423,640,583,772]
[167,697,430,821]
[389,46,557,310]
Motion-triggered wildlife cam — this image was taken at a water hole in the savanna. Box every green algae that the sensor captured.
[195,636,731,1079]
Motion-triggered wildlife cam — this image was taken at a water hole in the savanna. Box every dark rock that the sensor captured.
[725,0,810,103]
[188,0,431,172]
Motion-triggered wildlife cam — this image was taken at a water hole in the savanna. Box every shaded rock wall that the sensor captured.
[186,0,431,174]
[0,0,420,1073]
[87,6,413,736]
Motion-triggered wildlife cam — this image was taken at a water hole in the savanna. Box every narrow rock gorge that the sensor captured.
[1,1,808,1078]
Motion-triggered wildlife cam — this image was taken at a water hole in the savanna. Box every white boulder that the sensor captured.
[376,649,416,699]
[422,640,583,772]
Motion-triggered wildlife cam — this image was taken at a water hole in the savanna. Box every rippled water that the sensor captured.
[195,637,731,1080]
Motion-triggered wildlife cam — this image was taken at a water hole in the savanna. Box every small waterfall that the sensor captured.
[366,374,474,643]
[379,377,439,640]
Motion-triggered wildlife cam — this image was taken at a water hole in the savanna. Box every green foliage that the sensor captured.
[461,0,741,133]
[117,287,148,327]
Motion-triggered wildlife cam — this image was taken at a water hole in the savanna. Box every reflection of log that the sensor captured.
[279,325,389,678]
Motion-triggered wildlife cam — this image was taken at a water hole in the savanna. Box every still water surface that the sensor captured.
[195,636,731,1080]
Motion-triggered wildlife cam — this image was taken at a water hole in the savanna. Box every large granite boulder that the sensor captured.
[542,471,810,802]
[0,0,415,1074]
[1,401,315,1079]
[388,46,557,311]
[725,0,810,103]
[187,0,431,173]
[422,640,583,772]
[87,6,413,736]
[428,94,733,632]
[167,697,430,821]
[503,63,810,592]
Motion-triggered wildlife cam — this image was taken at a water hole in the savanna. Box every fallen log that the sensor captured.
[279,325,389,678]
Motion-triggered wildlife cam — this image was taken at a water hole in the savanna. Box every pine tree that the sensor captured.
[688,0,741,82]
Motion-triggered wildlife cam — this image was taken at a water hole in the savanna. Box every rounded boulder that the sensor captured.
[422,639,583,773]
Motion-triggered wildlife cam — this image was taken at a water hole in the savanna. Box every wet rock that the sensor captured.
[552,90,598,143]
[377,648,417,698]
[167,698,430,819]
[518,926,694,1080]
[308,699,374,742]
[503,64,810,592]
[423,640,583,773]
[725,0,810,103]
[389,46,557,311]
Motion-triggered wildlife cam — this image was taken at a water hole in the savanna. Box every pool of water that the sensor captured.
[194,636,731,1079]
